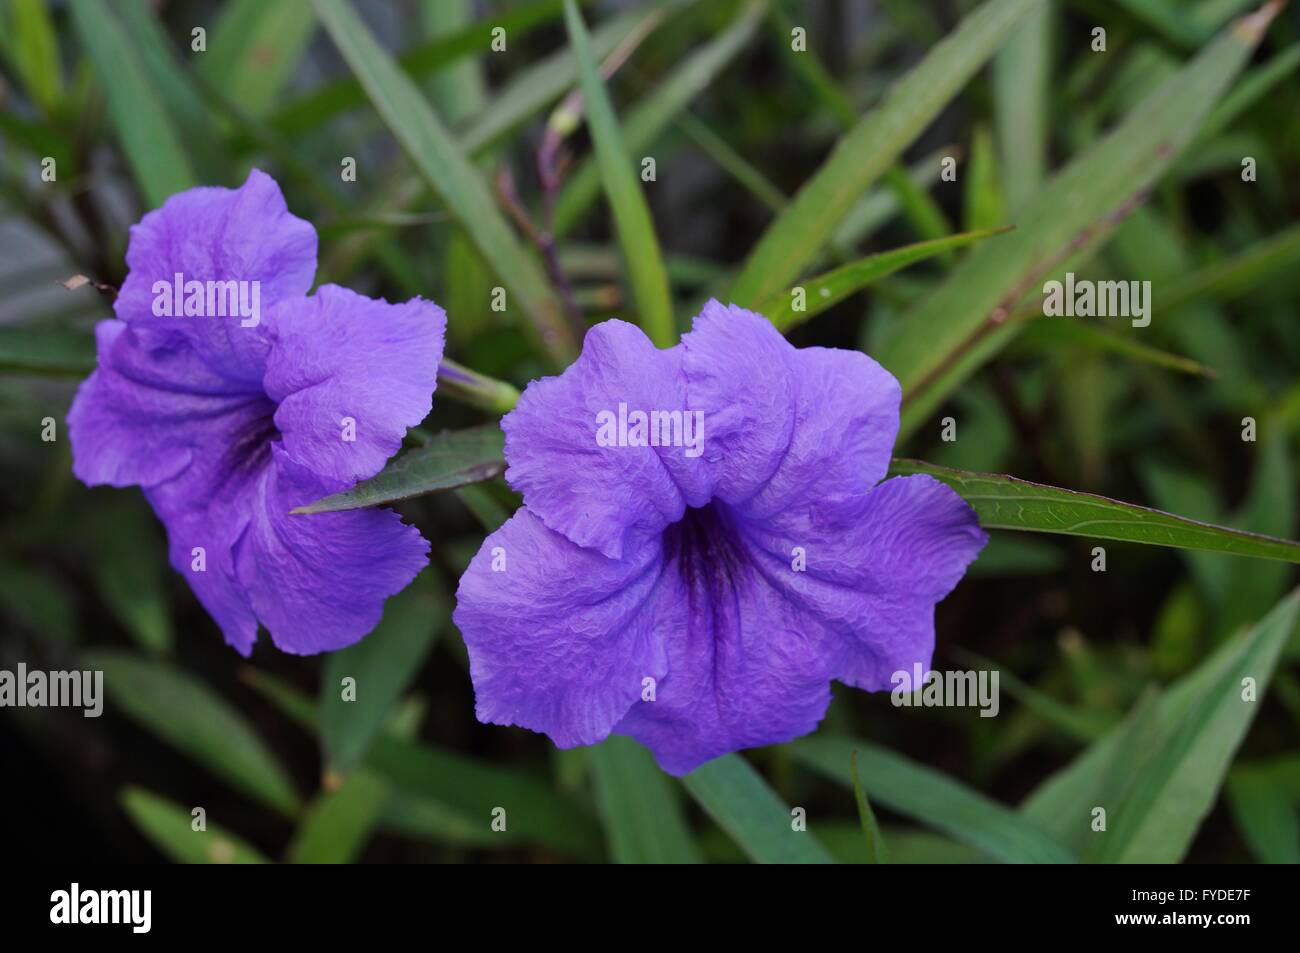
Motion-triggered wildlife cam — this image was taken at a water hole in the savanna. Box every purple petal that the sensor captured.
[453,507,669,746]
[736,473,988,692]
[612,502,839,775]
[114,168,317,385]
[234,447,430,655]
[736,344,900,531]
[68,320,263,489]
[680,300,798,504]
[264,285,445,490]
[502,320,710,559]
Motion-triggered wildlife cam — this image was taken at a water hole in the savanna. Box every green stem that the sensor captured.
[437,359,520,414]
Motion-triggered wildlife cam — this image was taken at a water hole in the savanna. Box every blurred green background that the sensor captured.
[1,0,1298,863]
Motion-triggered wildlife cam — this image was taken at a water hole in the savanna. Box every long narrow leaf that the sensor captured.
[563,0,674,346]
[728,0,1039,307]
[590,736,702,863]
[790,736,1074,863]
[69,0,196,207]
[890,459,1300,563]
[682,754,836,863]
[313,0,577,363]
[877,3,1279,423]
[760,228,1010,332]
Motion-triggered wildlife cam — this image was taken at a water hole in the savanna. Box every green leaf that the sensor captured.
[87,500,173,654]
[4,0,62,115]
[992,0,1051,215]
[789,736,1074,863]
[1157,221,1300,315]
[270,0,571,139]
[728,0,1039,307]
[877,3,1278,427]
[121,787,271,864]
[890,458,1300,563]
[69,0,197,208]
[563,0,674,346]
[0,327,94,376]
[86,651,300,816]
[287,771,389,864]
[682,754,836,864]
[111,0,230,184]
[759,228,1010,332]
[1022,589,1300,862]
[462,6,658,158]
[554,0,766,238]
[242,667,602,858]
[590,736,702,863]
[200,0,316,118]
[366,735,605,860]
[1227,762,1300,864]
[1013,317,1216,378]
[312,0,577,363]
[294,425,505,514]
[320,571,447,774]
[849,750,888,863]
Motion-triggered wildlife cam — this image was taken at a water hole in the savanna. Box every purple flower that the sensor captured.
[454,302,986,774]
[68,170,444,656]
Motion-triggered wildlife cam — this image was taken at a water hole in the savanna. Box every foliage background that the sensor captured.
[1,0,1299,863]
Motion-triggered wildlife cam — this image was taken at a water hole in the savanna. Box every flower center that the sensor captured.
[662,502,749,608]
[222,398,280,479]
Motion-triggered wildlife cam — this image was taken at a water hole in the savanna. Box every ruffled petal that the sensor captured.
[233,447,430,655]
[114,168,317,385]
[679,300,799,504]
[68,320,265,489]
[264,285,444,490]
[736,344,900,533]
[734,474,987,691]
[502,320,710,559]
[453,507,670,747]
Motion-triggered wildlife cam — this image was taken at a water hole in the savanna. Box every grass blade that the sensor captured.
[682,754,836,864]
[790,736,1074,863]
[1022,589,1300,862]
[69,0,196,207]
[992,0,1051,214]
[563,0,674,346]
[728,0,1039,307]
[121,788,270,864]
[0,326,94,376]
[590,736,703,863]
[320,571,447,774]
[366,735,605,860]
[86,651,300,816]
[287,771,389,864]
[850,750,888,863]
[200,0,316,119]
[876,2,1279,422]
[554,0,766,237]
[889,458,1300,563]
[760,228,1010,332]
[313,0,577,363]
[4,0,62,115]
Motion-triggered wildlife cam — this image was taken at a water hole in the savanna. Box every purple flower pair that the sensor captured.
[71,171,985,772]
